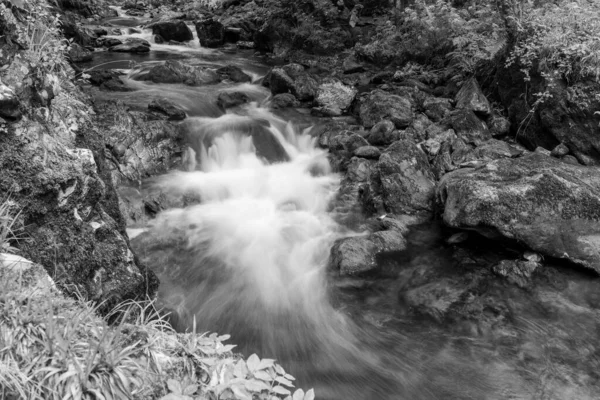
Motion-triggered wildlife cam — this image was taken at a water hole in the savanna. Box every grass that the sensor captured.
[0,198,311,400]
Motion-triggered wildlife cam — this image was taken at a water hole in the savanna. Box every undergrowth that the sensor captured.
[0,199,313,400]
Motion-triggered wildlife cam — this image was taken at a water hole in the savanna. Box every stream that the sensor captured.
[85,10,600,400]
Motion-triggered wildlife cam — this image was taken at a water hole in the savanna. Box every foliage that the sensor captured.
[0,207,313,400]
[506,0,600,83]
[0,198,21,254]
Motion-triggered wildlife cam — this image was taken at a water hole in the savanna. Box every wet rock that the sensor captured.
[329,230,406,275]
[216,91,250,109]
[359,90,413,129]
[445,109,491,146]
[148,98,186,121]
[68,43,93,63]
[0,84,21,120]
[423,97,452,122]
[269,68,295,95]
[354,146,381,159]
[236,41,255,49]
[141,60,219,86]
[437,152,600,273]
[195,17,224,48]
[332,156,381,219]
[109,38,151,53]
[315,79,357,115]
[378,140,435,216]
[366,120,397,146]
[93,28,108,37]
[97,37,123,47]
[493,260,538,288]
[216,65,251,83]
[461,139,523,164]
[551,143,570,158]
[270,93,300,109]
[154,35,164,44]
[455,77,491,117]
[149,20,193,42]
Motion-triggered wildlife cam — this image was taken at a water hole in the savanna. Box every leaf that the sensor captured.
[272,386,291,396]
[244,379,270,392]
[167,379,182,394]
[247,354,260,372]
[304,389,315,400]
[275,376,294,387]
[231,384,252,400]
[284,373,296,381]
[257,358,276,370]
[183,384,199,396]
[253,370,272,381]
[293,389,305,400]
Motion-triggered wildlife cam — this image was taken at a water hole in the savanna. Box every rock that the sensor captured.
[97,37,123,47]
[562,155,580,165]
[343,57,365,74]
[216,91,250,109]
[447,232,469,244]
[329,231,406,275]
[270,93,300,109]
[445,109,491,146]
[269,68,295,95]
[195,17,224,48]
[154,35,164,44]
[455,77,492,116]
[404,279,467,321]
[216,65,251,83]
[551,143,570,158]
[282,63,304,78]
[493,260,538,288]
[354,146,381,159]
[141,60,219,85]
[293,74,319,101]
[110,38,151,53]
[93,28,108,37]
[68,43,93,63]
[148,98,186,120]
[461,139,523,164]
[1,116,157,306]
[359,90,413,129]
[378,140,435,215]
[437,152,600,273]
[0,84,22,120]
[367,120,397,146]
[489,115,510,137]
[236,41,255,49]
[315,79,357,115]
[423,97,452,122]
[149,20,193,42]
[345,134,370,153]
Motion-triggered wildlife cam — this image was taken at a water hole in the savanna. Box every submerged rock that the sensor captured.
[493,260,538,288]
[148,98,186,120]
[437,153,600,273]
[216,91,250,109]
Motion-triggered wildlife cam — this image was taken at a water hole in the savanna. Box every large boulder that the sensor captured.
[455,77,492,117]
[378,140,435,216]
[148,20,193,42]
[437,152,600,273]
[140,60,219,86]
[359,90,414,129]
[195,17,224,48]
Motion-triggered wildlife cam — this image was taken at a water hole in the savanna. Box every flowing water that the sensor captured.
[90,12,600,400]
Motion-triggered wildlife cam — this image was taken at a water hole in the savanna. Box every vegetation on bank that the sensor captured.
[0,200,313,399]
